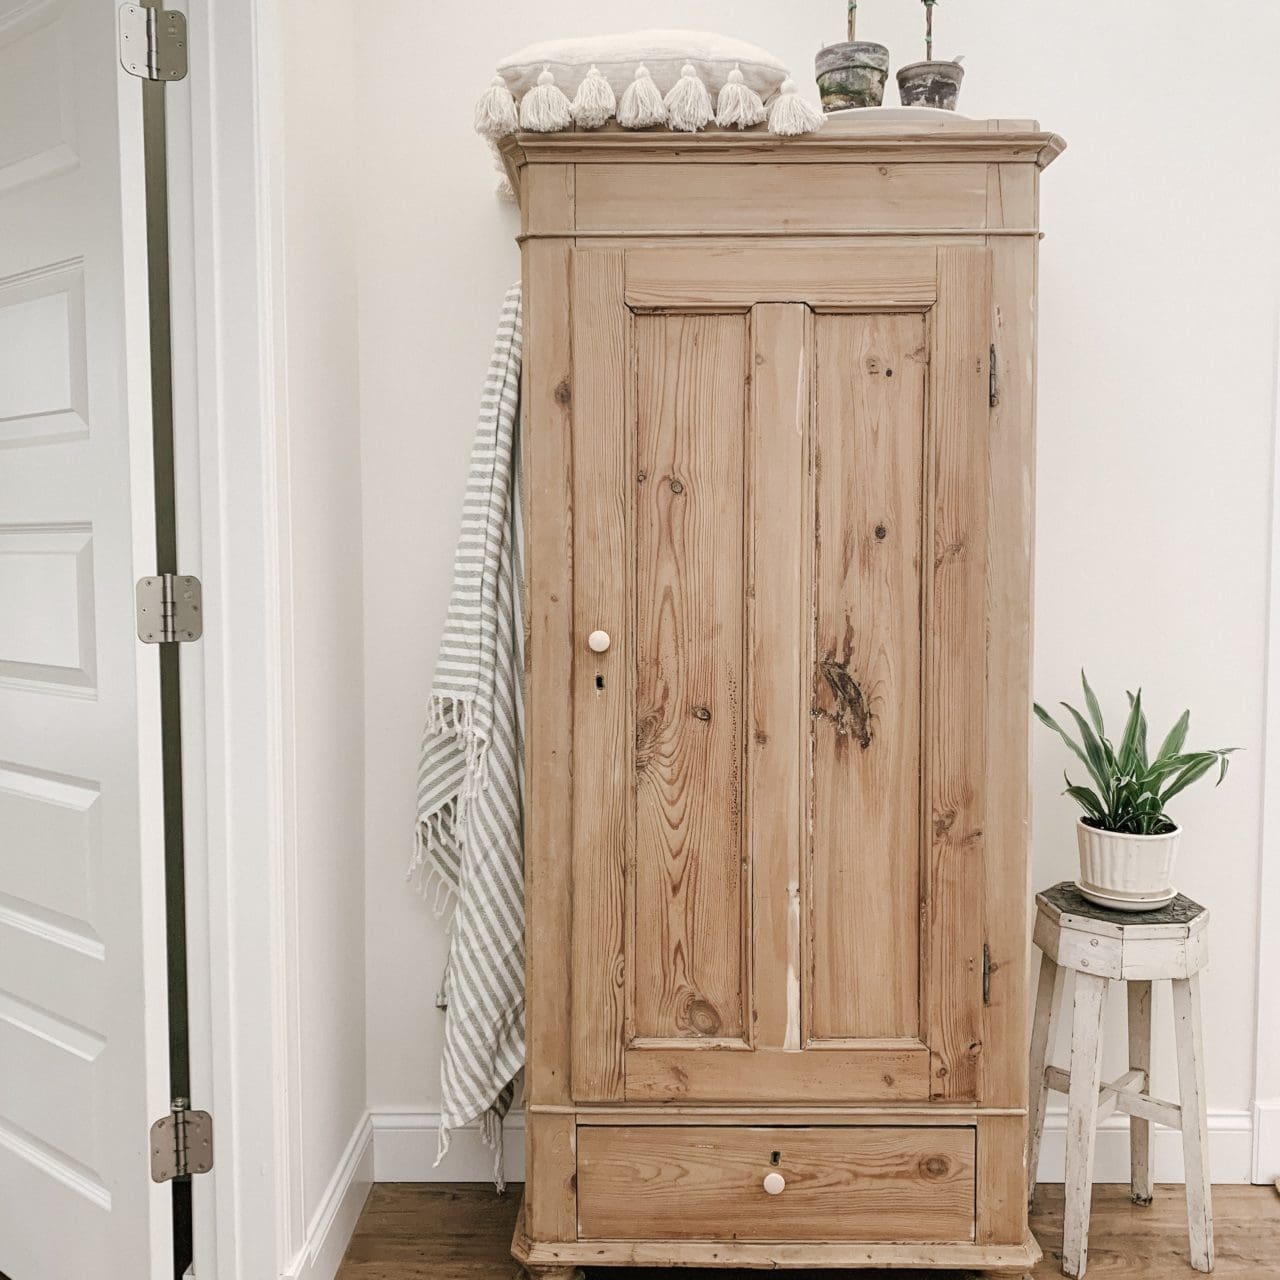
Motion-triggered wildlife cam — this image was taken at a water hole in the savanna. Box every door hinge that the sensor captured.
[119,5,188,81]
[988,343,999,408]
[136,574,203,643]
[150,1099,213,1182]
[982,943,992,1005]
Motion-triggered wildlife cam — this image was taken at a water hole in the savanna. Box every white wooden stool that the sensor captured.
[1026,882,1213,1277]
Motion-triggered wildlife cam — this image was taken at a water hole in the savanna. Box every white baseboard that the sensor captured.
[372,1108,526,1183]
[281,1112,374,1280]
[1036,1106,1253,1185]
[373,1106,1253,1186]
[1253,1097,1280,1184]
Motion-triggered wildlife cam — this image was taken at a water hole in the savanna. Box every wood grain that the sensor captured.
[577,1125,976,1243]
[1062,972,1109,1277]
[624,1043,930,1103]
[923,246,991,1102]
[624,246,937,311]
[570,250,630,1101]
[521,239,574,1108]
[500,119,1065,172]
[521,163,574,237]
[1127,979,1154,1206]
[977,1113,1029,1246]
[746,305,808,1052]
[522,1112,576,1243]
[1172,975,1215,1272]
[808,312,926,1043]
[574,163,991,234]
[336,1182,1278,1278]
[631,312,748,1044]
[521,238,580,1241]
[981,165,1039,1115]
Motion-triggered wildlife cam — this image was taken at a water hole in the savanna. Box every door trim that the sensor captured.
[166,3,301,1276]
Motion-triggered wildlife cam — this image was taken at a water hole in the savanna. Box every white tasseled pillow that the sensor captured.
[495,29,789,102]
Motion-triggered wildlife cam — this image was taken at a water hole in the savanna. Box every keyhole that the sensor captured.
[595,674,605,690]
[770,1151,781,1166]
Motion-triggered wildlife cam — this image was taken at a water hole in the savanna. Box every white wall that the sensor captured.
[275,0,371,1252]
[356,1,1280,1180]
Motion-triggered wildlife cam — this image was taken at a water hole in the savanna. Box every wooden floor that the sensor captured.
[336,1183,1280,1279]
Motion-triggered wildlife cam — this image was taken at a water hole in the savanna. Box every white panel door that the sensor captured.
[0,1,171,1277]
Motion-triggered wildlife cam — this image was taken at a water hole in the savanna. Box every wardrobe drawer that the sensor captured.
[576,1124,976,1242]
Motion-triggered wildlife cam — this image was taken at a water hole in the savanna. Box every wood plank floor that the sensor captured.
[337,1183,1280,1279]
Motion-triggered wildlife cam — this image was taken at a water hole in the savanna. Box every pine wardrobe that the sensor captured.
[502,118,1064,1276]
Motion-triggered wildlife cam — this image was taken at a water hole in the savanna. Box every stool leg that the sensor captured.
[1127,979,1153,1206]
[1172,975,1214,1272]
[1062,971,1108,1279]
[1027,951,1064,1208]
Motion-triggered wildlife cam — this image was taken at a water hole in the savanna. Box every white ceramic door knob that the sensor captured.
[587,630,611,653]
[762,1171,785,1196]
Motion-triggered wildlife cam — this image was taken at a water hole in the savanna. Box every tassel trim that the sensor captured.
[571,64,615,129]
[768,78,826,137]
[664,63,713,132]
[474,75,518,139]
[617,64,667,129]
[519,66,572,132]
[716,65,766,129]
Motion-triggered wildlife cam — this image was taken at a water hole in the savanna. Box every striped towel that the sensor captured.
[410,284,524,1189]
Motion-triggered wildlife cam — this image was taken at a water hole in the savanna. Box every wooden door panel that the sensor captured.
[571,250,629,1101]
[570,245,991,1106]
[808,313,926,1043]
[923,247,992,1100]
[632,312,748,1044]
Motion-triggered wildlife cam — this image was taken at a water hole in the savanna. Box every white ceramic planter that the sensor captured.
[1076,818,1181,902]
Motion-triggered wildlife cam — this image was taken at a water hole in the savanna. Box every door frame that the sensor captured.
[1255,321,1280,1185]
[165,2,303,1275]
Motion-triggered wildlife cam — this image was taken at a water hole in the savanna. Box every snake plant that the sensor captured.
[1035,672,1237,835]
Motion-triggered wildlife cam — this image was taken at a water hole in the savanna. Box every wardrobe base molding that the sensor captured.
[513,1203,1042,1275]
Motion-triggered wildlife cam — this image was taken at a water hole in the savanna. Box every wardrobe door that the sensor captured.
[569,246,991,1105]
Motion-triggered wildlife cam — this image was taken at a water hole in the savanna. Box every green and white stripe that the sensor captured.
[410,284,524,1188]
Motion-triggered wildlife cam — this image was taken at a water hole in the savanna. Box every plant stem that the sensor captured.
[848,0,856,43]
[926,2,934,60]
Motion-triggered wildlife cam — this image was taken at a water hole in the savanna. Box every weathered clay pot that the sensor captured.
[815,41,890,111]
[896,59,964,110]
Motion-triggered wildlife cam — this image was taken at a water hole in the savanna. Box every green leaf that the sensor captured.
[1117,689,1144,774]
[1155,709,1191,764]
[1081,670,1106,738]
[1160,755,1216,805]
[1035,703,1094,774]
[1063,776,1104,819]
[1059,701,1114,799]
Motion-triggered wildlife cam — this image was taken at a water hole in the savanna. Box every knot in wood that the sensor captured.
[875,523,888,540]
[685,998,722,1036]
[921,1155,950,1179]
[669,478,684,495]
[553,379,571,406]
[692,705,711,722]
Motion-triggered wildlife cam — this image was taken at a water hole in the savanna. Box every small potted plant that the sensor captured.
[1035,673,1237,909]
[897,0,964,111]
[815,2,890,111]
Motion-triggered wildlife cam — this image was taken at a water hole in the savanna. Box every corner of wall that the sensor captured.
[1254,1098,1280,1185]
[281,1112,374,1280]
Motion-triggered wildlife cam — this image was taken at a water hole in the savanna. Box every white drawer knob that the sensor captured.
[587,630,611,653]
[762,1171,785,1195]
